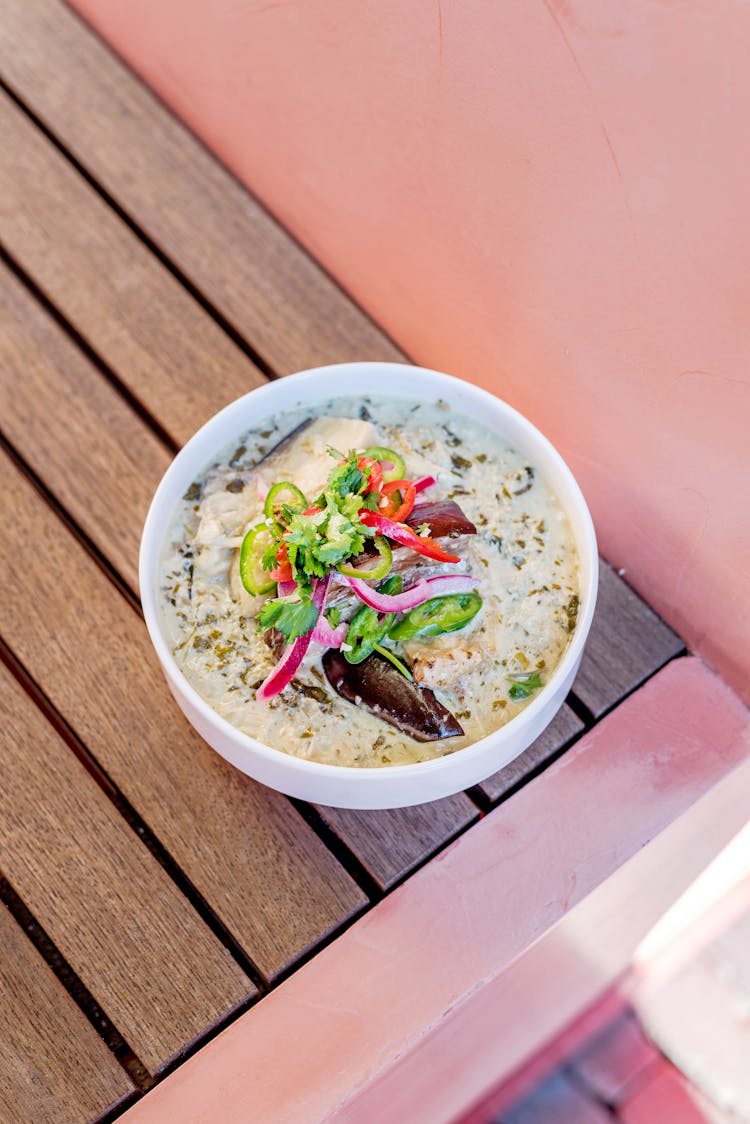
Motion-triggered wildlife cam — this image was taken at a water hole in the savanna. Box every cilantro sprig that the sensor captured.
[252,450,378,642]
[257,592,320,640]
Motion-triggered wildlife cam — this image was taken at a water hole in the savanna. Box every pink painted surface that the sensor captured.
[343,750,750,1124]
[122,658,750,1124]
[69,0,750,703]
[459,990,628,1124]
[619,1061,717,1124]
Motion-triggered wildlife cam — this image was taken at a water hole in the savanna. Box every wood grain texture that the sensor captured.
[0,260,170,593]
[476,703,585,804]
[573,561,684,719]
[0,663,254,1073]
[0,901,133,1123]
[0,91,266,448]
[315,795,479,892]
[0,267,475,892]
[0,0,403,376]
[0,450,366,981]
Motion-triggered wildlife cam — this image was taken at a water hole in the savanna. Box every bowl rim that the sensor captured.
[139,361,598,787]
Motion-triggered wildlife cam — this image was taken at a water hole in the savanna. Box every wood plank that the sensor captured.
[0,450,366,981]
[477,703,584,804]
[0,900,133,1123]
[573,560,684,719]
[315,795,480,892]
[0,260,170,594]
[0,90,266,448]
[0,662,255,1073]
[0,0,403,376]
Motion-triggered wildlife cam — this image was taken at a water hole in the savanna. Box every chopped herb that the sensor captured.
[512,466,535,495]
[442,425,462,447]
[565,593,580,632]
[291,679,330,704]
[229,445,247,467]
[225,478,245,493]
[451,453,472,473]
[475,453,487,463]
[183,481,202,502]
[507,670,543,700]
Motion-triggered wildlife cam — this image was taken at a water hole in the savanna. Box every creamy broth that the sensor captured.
[159,396,579,767]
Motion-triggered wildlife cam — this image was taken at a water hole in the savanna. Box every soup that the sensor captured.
[159,395,579,767]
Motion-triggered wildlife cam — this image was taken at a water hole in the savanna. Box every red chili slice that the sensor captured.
[357,456,383,494]
[268,541,293,583]
[378,479,417,522]
[359,510,461,563]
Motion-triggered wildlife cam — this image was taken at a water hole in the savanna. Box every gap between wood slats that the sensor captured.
[0,76,279,383]
[467,713,587,814]
[0,875,150,1097]
[0,242,179,456]
[0,636,267,996]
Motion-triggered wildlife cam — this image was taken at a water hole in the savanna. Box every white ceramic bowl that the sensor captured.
[140,362,597,809]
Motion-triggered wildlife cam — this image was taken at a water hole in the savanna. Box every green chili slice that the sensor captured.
[344,574,402,664]
[372,641,413,680]
[263,481,307,522]
[337,536,392,581]
[389,592,482,641]
[239,524,277,596]
[363,445,406,484]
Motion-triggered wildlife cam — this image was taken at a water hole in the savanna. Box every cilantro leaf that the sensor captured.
[261,538,280,572]
[257,593,320,641]
[327,454,365,500]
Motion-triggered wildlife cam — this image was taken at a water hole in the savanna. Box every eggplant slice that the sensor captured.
[322,649,464,742]
[405,499,477,538]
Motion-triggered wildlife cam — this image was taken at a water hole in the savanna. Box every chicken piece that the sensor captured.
[403,640,483,700]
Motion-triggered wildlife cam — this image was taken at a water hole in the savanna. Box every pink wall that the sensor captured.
[70,0,750,701]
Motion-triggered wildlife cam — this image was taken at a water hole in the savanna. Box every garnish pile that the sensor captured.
[239,445,482,702]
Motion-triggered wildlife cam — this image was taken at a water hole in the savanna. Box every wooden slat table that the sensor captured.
[0,1,685,1118]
